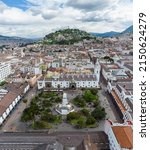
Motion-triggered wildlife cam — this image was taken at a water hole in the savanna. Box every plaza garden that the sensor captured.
[21,89,106,129]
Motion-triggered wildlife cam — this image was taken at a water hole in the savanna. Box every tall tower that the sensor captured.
[21,49,25,58]
[94,60,100,83]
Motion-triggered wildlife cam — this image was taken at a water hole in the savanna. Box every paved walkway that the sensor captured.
[47,120,105,134]
[98,89,117,122]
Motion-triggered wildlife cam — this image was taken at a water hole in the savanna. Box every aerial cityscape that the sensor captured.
[0,0,133,150]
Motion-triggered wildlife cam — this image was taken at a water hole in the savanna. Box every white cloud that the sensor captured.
[0,0,132,38]
[66,0,120,11]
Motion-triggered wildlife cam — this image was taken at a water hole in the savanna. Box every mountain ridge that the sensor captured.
[0,25,133,45]
[0,35,39,46]
[90,25,133,37]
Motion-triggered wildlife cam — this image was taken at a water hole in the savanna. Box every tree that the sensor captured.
[55,97,62,103]
[76,118,85,128]
[21,107,35,121]
[90,89,98,95]
[67,112,80,121]
[73,97,86,107]
[103,56,114,64]
[47,114,57,123]
[83,90,97,102]
[86,116,96,125]
[81,108,90,116]
[0,81,6,86]
[32,121,51,129]
[42,99,52,107]
[93,100,100,107]
[91,106,106,120]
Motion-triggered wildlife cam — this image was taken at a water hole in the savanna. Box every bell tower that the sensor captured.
[94,60,100,83]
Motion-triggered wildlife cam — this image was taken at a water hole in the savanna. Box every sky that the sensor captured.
[0,0,132,38]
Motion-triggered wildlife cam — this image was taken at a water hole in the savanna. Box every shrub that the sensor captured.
[81,108,90,116]
[83,90,97,102]
[86,116,96,125]
[32,121,51,129]
[90,89,98,95]
[91,106,106,120]
[67,112,81,121]
[73,97,86,107]
[21,108,35,121]
[76,117,86,129]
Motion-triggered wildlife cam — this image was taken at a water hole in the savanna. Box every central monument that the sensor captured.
[55,93,74,115]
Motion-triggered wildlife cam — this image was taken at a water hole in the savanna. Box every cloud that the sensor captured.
[0,1,8,12]
[0,0,132,38]
[77,11,105,22]
[66,0,119,11]
[41,10,58,20]
[0,6,43,25]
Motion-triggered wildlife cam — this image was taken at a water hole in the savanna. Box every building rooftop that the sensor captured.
[44,74,97,82]
[111,90,126,113]
[57,135,84,148]
[0,91,18,115]
[112,126,133,149]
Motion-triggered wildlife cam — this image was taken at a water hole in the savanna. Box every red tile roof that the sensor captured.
[112,126,133,149]
[111,90,126,113]
[0,92,18,115]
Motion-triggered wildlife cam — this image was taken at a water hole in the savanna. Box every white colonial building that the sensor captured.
[0,63,11,82]
[0,83,30,125]
[38,61,100,90]
[0,91,21,125]
[107,81,133,124]
[20,65,42,75]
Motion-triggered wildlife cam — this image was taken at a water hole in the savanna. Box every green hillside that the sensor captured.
[42,28,95,45]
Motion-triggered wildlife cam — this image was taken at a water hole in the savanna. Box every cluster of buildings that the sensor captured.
[100,58,133,124]
[37,60,100,90]
[0,34,133,149]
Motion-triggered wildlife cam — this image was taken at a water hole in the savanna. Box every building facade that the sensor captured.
[0,63,11,82]
[0,83,30,125]
[37,61,100,90]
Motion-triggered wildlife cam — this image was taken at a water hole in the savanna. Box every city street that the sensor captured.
[0,131,106,149]
[100,76,123,123]
[0,132,56,150]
